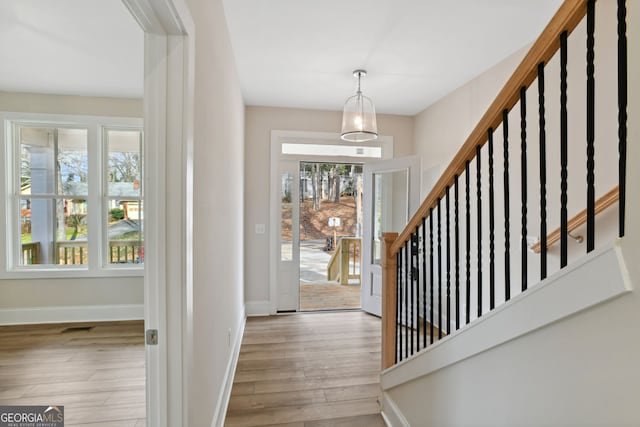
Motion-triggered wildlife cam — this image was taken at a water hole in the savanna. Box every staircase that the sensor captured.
[378,0,640,425]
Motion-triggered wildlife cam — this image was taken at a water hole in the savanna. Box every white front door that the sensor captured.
[276,160,300,311]
[361,156,420,316]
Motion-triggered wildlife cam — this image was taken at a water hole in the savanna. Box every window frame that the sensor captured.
[1,111,143,279]
[102,126,145,269]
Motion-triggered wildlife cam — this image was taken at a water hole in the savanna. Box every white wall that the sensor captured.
[244,106,413,311]
[185,0,245,425]
[412,0,621,324]
[0,93,144,324]
[385,1,640,425]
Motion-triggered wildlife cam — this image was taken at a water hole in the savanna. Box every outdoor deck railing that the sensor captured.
[327,237,361,285]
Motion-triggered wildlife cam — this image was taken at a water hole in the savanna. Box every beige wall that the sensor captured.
[244,106,413,305]
[0,93,144,323]
[0,91,142,117]
[414,46,527,197]
[386,0,640,425]
[411,0,620,314]
[186,0,246,425]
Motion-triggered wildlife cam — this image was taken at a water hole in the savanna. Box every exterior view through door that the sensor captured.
[295,162,363,311]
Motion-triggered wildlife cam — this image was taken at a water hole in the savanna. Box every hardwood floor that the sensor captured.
[226,311,385,427]
[0,321,145,426]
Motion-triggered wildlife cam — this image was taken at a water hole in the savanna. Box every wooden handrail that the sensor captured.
[391,0,588,255]
[531,186,619,253]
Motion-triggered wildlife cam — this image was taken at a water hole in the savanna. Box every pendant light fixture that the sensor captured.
[341,69,378,142]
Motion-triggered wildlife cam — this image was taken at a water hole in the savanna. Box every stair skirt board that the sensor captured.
[382,241,631,390]
[381,392,411,427]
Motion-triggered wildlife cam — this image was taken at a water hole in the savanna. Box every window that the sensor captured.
[4,114,143,274]
[105,128,144,265]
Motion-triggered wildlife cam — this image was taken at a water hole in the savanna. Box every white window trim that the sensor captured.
[0,111,143,279]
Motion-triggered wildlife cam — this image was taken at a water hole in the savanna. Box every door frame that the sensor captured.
[269,130,393,314]
[123,1,194,426]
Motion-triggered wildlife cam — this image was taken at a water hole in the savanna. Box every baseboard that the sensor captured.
[0,304,144,325]
[245,300,270,316]
[211,306,246,427]
[380,392,410,427]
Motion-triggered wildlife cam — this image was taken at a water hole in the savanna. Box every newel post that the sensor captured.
[381,232,399,370]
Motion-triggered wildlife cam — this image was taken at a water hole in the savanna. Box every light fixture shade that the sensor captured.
[341,70,378,142]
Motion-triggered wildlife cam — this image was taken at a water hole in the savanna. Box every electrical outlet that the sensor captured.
[255,224,265,234]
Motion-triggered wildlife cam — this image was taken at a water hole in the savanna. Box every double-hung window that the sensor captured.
[3,113,143,275]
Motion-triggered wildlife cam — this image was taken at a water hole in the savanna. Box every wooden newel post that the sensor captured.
[381,232,399,370]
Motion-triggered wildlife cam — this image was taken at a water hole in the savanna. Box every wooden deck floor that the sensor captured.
[299,282,361,311]
[0,321,145,426]
[226,311,385,427]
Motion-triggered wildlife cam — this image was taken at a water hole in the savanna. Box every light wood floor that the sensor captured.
[299,282,361,311]
[226,311,385,427]
[0,321,145,427]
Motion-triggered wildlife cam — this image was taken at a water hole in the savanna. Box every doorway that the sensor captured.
[298,162,363,311]
[271,131,393,313]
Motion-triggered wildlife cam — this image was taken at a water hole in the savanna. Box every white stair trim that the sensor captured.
[382,241,632,390]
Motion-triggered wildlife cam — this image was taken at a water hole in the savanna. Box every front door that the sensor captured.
[361,156,420,316]
[276,160,300,311]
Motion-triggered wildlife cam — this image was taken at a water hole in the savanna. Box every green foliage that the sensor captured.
[110,208,125,221]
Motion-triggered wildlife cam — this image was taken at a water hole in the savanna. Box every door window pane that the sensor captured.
[372,169,408,264]
[281,172,293,261]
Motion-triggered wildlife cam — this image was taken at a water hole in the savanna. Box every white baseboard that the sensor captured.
[245,300,270,316]
[381,392,410,427]
[0,304,144,325]
[211,306,246,427]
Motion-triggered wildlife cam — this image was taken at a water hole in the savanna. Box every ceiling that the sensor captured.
[0,0,143,99]
[223,0,563,115]
[0,1,563,115]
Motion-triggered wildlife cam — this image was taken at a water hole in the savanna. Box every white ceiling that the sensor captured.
[223,0,563,115]
[0,0,143,99]
[0,1,563,115]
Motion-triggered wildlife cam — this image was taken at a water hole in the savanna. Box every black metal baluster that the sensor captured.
[422,217,427,348]
[454,175,460,330]
[488,129,495,310]
[446,187,451,335]
[560,31,569,269]
[465,161,471,324]
[437,199,442,339]
[586,0,596,253]
[404,242,409,359]
[521,87,528,291]
[396,251,401,364]
[429,209,434,343]
[409,237,414,356]
[618,0,627,238]
[539,62,548,280]
[476,147,482,318]
[503,110,511,300]
[414,229,420,352]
